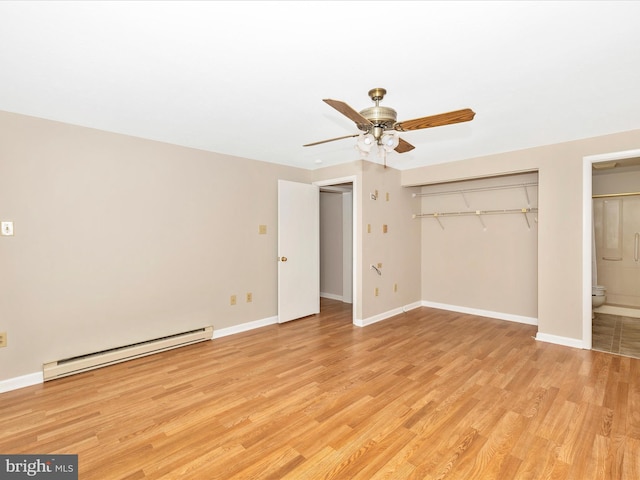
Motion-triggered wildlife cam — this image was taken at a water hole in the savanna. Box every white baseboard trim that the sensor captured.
[535,332,585,349]
[0,371,43,394]
[421,301,538,326]
[355,302,422,327]
[1,317,280,393]
[213,316,279,339]
[320,292,343,302]
[420,301,584,349]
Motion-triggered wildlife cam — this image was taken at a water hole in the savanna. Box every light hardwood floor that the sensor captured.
[2,298,640,479]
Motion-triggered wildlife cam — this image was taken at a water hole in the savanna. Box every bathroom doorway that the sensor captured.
[589,153,640,357]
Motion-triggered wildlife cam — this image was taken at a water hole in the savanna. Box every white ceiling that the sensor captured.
[1,1,640,171]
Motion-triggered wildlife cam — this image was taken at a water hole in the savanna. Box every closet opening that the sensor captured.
[417,171,539,325]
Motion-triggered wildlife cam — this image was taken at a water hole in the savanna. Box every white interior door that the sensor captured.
[278,180,319,323]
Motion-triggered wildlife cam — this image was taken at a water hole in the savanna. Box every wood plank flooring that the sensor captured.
[2,298,640,479]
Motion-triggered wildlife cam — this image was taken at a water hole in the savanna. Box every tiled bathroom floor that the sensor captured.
[592,313,640,359]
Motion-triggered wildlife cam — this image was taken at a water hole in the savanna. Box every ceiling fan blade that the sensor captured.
[303,133,359,147]
[323,99,373,127]
[395,137,415,153]
[394,108,475,132]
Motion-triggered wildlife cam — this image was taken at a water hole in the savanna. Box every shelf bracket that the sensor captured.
[433,213,445,230]
[460,191,470,208]
[475,210,487,230]
[522,208,531,229]
[523,186,531,207]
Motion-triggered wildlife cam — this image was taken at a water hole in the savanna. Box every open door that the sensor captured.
[278,180,320,323]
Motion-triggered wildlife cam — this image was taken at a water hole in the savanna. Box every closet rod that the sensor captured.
[413,182,538,198]
[592,191,640,198]
[413,207,538,219]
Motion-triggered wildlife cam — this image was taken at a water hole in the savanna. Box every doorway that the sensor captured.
[320,184,352,303]
[583,148,640,351]
[315,176,358,324]
[591,157,640,358]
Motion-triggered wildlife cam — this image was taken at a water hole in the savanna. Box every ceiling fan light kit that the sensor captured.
[356,133,374,153]
[355,132,400,165]
[381,133,400,150]
[305,87,475,166]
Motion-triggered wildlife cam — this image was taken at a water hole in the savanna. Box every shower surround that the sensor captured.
[593,193,640,308]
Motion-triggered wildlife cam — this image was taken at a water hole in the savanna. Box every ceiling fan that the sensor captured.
[304,88,475,160]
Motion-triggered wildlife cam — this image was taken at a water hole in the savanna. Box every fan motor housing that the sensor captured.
[358,105,397,130]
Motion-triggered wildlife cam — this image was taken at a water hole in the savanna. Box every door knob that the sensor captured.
[280,256,288,262]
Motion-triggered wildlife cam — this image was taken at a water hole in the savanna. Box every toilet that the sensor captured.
[592,285,606,308]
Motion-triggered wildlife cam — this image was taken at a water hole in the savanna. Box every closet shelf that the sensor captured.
[413,207,538,230]
[413,182,538,208]
[412,182,538,197]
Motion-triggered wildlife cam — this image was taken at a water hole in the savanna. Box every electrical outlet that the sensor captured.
[367,224,371,233]
[258,225,267,235]
[386,192,390,202]
[230,295,237,306]
[382,224,388,233]
[377,263,382,269]
[0,332,6,348]
[246,292,252,303]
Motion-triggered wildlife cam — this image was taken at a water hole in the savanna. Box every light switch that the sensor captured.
[1,222,14,236]
[258,225,267,235]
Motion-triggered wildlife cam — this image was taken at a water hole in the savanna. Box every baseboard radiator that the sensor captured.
[43,326,213,381]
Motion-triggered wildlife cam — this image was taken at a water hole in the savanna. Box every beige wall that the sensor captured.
[0,113,424,383]
[359,162,422,320]
[0,111,312,380]
[4,106,637,384]
[593,168,640,195]
[312,161,423,322]
[402,128,640,344]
